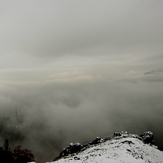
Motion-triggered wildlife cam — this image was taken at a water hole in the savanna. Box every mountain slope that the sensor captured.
[51,131,163,163]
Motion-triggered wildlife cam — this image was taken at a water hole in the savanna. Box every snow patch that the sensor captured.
[51,131,163,163]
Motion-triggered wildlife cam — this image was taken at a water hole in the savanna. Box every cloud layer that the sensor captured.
[0,1,163,162]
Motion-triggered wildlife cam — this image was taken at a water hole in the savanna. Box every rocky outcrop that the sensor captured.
[139,131,154,144]
[53,131,156,161]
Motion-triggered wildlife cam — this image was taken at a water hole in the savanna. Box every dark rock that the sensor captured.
[74,156,80,160]
[59,143,83,157]
[103,136,111,142]
[121,140,134,145]
[139,131,154,144]
[89,137,104,145]
[113,132,122,137]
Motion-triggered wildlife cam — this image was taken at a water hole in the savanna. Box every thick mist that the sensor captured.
[0,1,163,162]
[1,72,163,162]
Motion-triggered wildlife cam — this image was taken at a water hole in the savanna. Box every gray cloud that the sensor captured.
[1,76,163,162]
[1,0,163,58]
[144,69,163,75]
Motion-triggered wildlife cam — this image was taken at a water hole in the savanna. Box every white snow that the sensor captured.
[51,137,163,163]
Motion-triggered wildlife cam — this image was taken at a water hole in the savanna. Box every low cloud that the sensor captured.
[1,74,163,162]
[144,69,163,75]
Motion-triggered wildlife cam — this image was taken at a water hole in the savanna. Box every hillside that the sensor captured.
[51,131,163,163]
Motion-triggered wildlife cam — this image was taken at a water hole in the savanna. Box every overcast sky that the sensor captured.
[0,0,163,162]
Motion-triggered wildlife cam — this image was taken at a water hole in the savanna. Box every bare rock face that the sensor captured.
[52,131,163,163]
[56,143,83,159]
[139,131,154,144]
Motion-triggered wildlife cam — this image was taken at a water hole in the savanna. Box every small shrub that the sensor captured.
[0,139,35,163]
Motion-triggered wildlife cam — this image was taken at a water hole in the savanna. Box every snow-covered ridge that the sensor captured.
[51,131,163,163]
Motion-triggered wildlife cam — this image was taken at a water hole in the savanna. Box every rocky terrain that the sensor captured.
[50,131,163,163]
